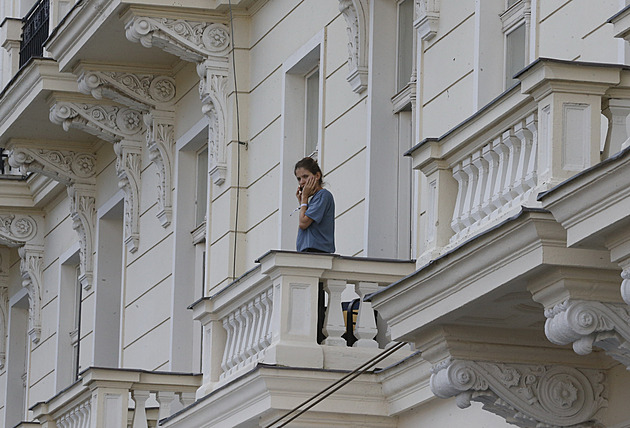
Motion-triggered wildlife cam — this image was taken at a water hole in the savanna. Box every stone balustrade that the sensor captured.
[192,251,415,397]
[30,367,201,428]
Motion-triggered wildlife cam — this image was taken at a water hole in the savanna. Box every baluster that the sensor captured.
[178,391,196,408]
[491,137,510,212]
[460,156,479,229]
[57,415,67,428]
[481,142,499,217]
[260,289,273,348]
[501,129,522,203]
[513,119,534,196]
[70,409,80,428]
[131,390,150,428]
[252,295,265,355]
[353,282,379,348]
[220,315,235,375]
[323,279,347,346]
[524,113,538,191]
[156,391,176,420]
[80,402,91,428]
[470,150,489,223]
[450,164,468,234]
[245,300,259,362]
[237,305,254,367]
[233,307,248,368]
[227,312,241,372]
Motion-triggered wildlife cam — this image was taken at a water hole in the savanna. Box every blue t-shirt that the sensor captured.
[296,188,335,253]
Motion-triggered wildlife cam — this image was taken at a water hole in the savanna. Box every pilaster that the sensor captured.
[50,100,145,252]
[7,143,97,289]
[338,0,369,93]
[0,248,8,368]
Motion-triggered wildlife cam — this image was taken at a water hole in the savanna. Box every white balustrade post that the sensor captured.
[90,387,129,428]
[491,138,509,212]
[513,119,534,195]
[501,129,522,203]
[131,390,150,428]
[470,150,489,223]
[178,391,196,408]
[323,280,347,346]
[156,391,176,420]
[460,157,479,229]
[481,142,499,217]
[353,282,379,348]
[450,164,468,235]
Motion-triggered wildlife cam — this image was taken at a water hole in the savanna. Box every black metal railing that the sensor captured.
[0,148,10,174]
[19,0,49,68]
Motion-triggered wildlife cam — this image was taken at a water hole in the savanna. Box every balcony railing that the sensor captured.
[30,367,201,428]
[192,251,415,396]
[19,0,49,68]
[0,148,24,177]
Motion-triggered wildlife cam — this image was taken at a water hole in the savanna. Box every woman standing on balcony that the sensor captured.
[294,157,335,253]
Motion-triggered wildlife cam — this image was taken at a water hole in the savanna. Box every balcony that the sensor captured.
[19,0,49,68]
[30,367,201,428]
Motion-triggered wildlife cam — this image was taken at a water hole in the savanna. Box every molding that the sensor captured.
[622,268,630,306]
[144,111,175,226]
[77,70,176,110]
[7,144,97,289]
[338,0,369,93]
[114,140,143,253]
[0,248,8,368]
[198,61,229,185]
[545,299,630,369]
[124,15,231,63]
[19,244,45,344]
[431,359,607,428]
[414,0,440,41]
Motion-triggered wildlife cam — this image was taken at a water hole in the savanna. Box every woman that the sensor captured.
[294,157,335,253]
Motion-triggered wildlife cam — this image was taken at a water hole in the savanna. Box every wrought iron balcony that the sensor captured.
[19,0,49,68]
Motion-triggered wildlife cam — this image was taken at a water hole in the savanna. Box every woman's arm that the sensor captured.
[298,176,318,229]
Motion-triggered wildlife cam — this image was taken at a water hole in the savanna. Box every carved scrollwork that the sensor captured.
[199,64,229,185]
[68,184,96,289]
[114,141,142,253]
[338,0,369,94]
[415,0,440,41]
[621,269,630,306]
[143,112,174,227]
[78,70,176,109]
[18,245,44,344]
[431,359,606,428]
[0,214,38,246]
[125,15,230,63]
[8,146,96,185]
[50,102,145,143]
[545,299,630,369]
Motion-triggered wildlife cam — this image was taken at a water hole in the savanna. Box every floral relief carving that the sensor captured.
[68,184,96,290]
[114,140,142,253]
[0,214,38,246]
[431,359,606,428]
[545,299,630,369]
[144,112,174,227]
[199,67,229,185]
[338,0,369,93]
[8,146,96,185]
[19,245,44,344]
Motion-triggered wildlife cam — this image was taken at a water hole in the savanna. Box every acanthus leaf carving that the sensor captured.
[78,70,176,110]
[7,145,96,185]
[338,0,369,94]
[143,112,174,227]
[18,244,44,344]
[0,248,8,369]
[114,140,143,253]
[125,15,230,63]
[415,0,440,41]
[545,299,630,369]
[430,359,607,428]
[67,184,96,290]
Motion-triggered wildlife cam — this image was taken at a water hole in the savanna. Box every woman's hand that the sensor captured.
[300,176,317,203]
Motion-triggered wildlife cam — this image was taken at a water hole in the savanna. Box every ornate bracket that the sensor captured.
[545,299,630,369]
[124,13,232,186]
[338,0,369,94]
[50,101,145,252]
[621,268,630,306]
[18,244,44,344]
[198,60,229,185]
[114,140,143,253]
[7,144,97,290]
[0,214,39,247]
[77,69,176,227]
[431,358,607,428]
[415,0,440,41]
[0,248,8,368]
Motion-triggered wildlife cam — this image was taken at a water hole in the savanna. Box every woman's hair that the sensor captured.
[294,157,323,185]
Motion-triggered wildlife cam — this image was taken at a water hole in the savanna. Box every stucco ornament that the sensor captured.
[19,245,44,344]
[621,268,630,305]
[114,140,143,253]
[0,248,9,368]
[338,0,368,93]
[144,111,175,227]
[545,299,630,369]
[0,214,38,245]
[415,0,440,41]
[430,359,606,427]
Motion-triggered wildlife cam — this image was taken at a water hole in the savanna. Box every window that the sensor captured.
[5,289,29,428]
[501,0,529,89]
[195,146,209,231]
[397,0,414,93]
[304,67,320,158]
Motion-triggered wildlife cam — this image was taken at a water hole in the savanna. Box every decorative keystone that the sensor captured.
[545,299,630,369]
[431,358,607,428]
[338,0,369,93]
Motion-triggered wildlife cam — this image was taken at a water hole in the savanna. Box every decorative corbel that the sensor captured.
[124,13,232,186]
[7,144,97,289]
[0,248,9,368]
[545,299,630,369]
[18,244,44,344]
[198,60,229,185]
[415,0,440,42]
[621,268,630,306]
[431,358,607,428]
[338,0,369,94]
[50,101,145,252]
[77,69,177,227]
[0,214,39,247]
[114,140,143,253]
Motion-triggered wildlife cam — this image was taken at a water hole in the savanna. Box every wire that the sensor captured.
[263,341,408,428]
[228,0,243,280]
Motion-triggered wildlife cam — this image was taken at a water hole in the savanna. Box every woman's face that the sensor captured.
[295,167,320,189]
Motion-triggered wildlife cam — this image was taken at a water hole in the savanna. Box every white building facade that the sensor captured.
[0,0,629,427]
